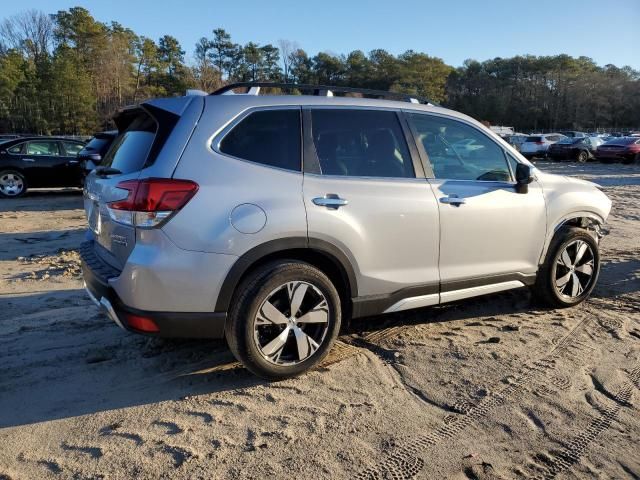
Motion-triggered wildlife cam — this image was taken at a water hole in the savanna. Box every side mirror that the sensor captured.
[515,163,533,194]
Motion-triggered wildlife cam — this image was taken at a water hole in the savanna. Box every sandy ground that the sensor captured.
[0,164,638,480]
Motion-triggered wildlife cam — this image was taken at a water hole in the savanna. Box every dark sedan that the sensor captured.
[548,137,604,162]
[0,137,85,197]
[596,137,640,164]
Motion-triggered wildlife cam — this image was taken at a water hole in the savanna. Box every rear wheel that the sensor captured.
[622,154,639,165]
[532,227,600,308]
[577,150,588,163]
[225,261,341,380]
[0,170,27,197]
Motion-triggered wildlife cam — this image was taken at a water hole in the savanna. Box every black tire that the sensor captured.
[0,170,27,198]
[577,150,588,163]
[622,153,639,165]
[531,227,600,308]
[225,260,342,380]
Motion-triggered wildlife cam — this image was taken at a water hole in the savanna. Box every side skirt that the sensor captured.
[352,272,536,317]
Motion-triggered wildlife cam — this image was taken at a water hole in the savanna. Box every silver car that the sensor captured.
[520,133,567,159]
[81,83,611,380]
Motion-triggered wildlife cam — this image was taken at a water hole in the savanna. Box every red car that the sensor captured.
[596,137,640,164]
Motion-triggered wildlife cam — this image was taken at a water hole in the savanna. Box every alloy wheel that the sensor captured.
[253,281,330,366]
[0,172,24,196]
[554,240,596,299]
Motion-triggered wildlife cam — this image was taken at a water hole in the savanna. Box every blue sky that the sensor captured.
[4,0,640,69]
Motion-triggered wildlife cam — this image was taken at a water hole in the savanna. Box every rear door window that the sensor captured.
[219,109,301,171]
[101,113,156,174]
[310,109,414,178]
[26,141,60,156]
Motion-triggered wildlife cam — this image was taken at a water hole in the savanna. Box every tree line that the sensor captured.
[0,7,638,135]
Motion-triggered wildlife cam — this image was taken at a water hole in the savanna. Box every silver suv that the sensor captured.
[81,83,611,380]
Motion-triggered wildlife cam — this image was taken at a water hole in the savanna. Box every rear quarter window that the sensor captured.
[218,109,301,171]
[526,136,542,142]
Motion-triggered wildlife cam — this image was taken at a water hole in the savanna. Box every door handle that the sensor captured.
[22,158,35,162]
[440,195,466,206]
[313,194,348,209]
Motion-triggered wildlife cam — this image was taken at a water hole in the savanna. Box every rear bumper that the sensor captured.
[548,151,567,159]
[596,152,632,161]
[80,240,226,338]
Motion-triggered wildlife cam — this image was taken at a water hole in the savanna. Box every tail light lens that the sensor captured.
[535,141,544,145]
[107,178,198,228]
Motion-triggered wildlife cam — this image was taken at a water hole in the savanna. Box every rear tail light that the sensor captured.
[107,178,198,228]
[535,141,544,145]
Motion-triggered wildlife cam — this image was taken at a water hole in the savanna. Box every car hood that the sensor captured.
[534,170,599,188]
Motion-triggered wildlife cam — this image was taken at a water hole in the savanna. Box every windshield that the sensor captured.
[83,137,110,152]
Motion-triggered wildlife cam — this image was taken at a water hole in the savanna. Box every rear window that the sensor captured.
[219,109,301,171]
[101,113,156,174]
[526,136,542,142]
[605,137,638,145]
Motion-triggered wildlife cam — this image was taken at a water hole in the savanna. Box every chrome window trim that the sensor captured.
[304,171,428,184]
[402,109,518,184]
[210,105,304,174]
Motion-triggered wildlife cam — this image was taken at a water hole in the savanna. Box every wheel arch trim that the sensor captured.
[214,237,358,312]
[539,211,606,264]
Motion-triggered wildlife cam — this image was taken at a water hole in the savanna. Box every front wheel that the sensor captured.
[532,227,600,308]
[0,170,27,197]
[225,261,341,380]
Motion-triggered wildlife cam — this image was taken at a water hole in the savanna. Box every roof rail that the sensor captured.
[210,82,439,106]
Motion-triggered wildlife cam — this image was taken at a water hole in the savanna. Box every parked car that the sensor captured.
[503,134,528,151]
[548,137,605,162]
[596,137,640,164]
[0,137,86,197]
[81,83,611,380]
[78,131,117,173]
[558,131,587,138]
[0,134,21,142]
[520,133,566,159]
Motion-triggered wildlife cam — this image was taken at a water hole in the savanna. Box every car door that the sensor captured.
[61,141,85,185]
[405,111,547,301]
[23,139,67,187]
[302,107,441,315]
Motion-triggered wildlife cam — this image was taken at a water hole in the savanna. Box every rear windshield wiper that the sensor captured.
[94,166,122,177]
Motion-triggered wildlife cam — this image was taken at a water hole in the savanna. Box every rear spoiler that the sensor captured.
[113,96,199,133]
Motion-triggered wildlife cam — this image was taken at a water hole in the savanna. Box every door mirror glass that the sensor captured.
[515,163,533,194]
